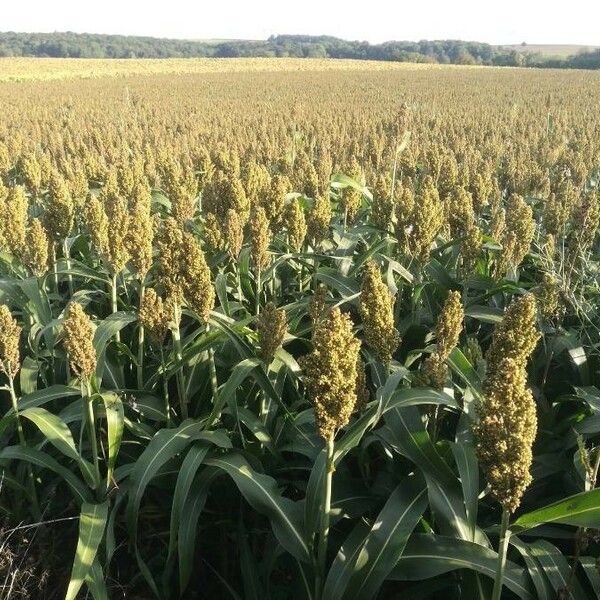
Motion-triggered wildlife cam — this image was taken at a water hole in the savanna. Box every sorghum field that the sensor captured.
[1,59,600,599]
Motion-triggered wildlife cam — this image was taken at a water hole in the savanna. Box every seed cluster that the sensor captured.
[359,261,400,365]
[62,302,97,379]
[421,291,464,389]
[474,294,540,513]
[0,305,21,377]
[300,308,361,440]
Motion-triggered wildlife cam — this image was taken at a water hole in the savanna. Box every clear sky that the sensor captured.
[2,0,599,46]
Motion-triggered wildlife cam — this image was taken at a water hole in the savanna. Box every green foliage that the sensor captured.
[1,31,599,69]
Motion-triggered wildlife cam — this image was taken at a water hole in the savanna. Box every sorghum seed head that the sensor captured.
[225,209,244,259]
[203,211,224,254]
[22,218,49,277]
[127,181,154,278]
[63,302,97,379]
[485,294,540,380]
[307,193,332,246]
[181,233,215,322]
[474,358,537,513]
[0,305,21,378]
[299,307,361,440]
[285,199,307,252]
[257,301,287,363]
[4,186,28,256]
[249,206,271,272]
[359,261,400,365]
[45,171,74,240]
[139,288,170,343]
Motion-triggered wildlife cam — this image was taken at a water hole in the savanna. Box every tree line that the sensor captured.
[1,31,599,69]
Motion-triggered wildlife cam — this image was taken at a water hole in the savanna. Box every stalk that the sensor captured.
[84,379,100,491]
[62,237,74,298]
[236,266,243,306]
[313,253,320,291]
[9,373,41,518]
[172,305,187,419]
[207,323,219,411]
[491,508,511,600]
[137,282,145,389]
[51,243,59,292]
[159,345,172,427]
[255,270,261,316]
[110,274,120,343]
[258,362,270,425]
[315,435,335,600]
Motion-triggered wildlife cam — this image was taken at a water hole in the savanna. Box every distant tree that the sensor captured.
[0,31,597,69]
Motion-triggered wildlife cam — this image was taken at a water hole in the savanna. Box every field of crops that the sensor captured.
[1,60,600,599]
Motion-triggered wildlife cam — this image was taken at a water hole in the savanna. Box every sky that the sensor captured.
[2,0,599,46]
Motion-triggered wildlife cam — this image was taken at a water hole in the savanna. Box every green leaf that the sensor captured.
[20,406,97,487]
[305,388,457,550]
[512,488,600,531]
[340,477,428,600]
[19,278,53,347]
[580,556,600,595]
[447,348,483,399]
[323,520,371,600]
[383,406,487,545]
[93,311,138,348]
[206,452,311,563]
[518,540,586,599]
[19,356,38,394]
[0,445,90,503]
[126,420,230,541]
[390,534,534,600]
[0,385,80,437]
[101,392,124,486]
[56,258,111,283]
[465,305,504,323]
[164,442,210,589]
[574,386,600,411]
[93,311,136,379]
[511,536,554,600]
[206,358,261,428]
[383,406,456,486]
[65,501,109,600]
[178,468,217,593]
[450,439,479,541]
[85,558,109,600]
[315,267,360,299]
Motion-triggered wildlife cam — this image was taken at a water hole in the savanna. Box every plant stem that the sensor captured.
[207,323,219,411]
[51,243,59,293]
[137,282,145,390]
[492,508,511,600]
[236,266,243,306]
[9,374,41,519]
[110,274,120,343]
[159,345,172,427]
[255,270,261,316]
[63,237,73,298]
[315,434,335,600]
[84,379,100,491]
[172,305,187,419]
[258,362,271,426]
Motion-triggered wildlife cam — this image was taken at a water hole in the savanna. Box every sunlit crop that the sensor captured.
[1,59,600,599]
